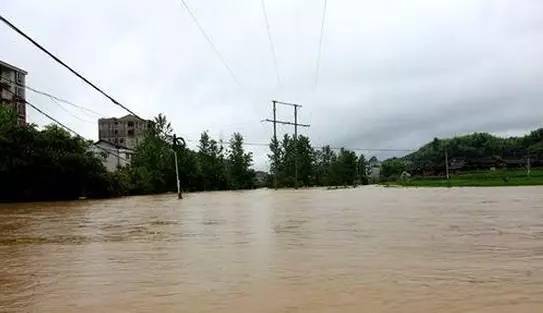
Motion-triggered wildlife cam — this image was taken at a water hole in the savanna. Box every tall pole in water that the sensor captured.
[173,150,182,199]
[273,100,278,190]
[294,105,298,189]
[172,134,183,199]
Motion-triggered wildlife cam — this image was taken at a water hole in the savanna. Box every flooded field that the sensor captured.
[1,186,543,312]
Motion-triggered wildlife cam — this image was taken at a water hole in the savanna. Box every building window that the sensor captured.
[16,87,24,98]
[127,121,134,127]
[127,129,134,136]
[16,72,23,84]
[120,138,124,144]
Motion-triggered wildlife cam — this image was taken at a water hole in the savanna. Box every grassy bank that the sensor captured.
[382,168,543,187]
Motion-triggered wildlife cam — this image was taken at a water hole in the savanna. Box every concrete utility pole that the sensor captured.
[527,156,531,177]
[173,150,182,199]
[272,100,278,189]
[172,134,184,199]
[294,105,298,189]
[263,100,310,190]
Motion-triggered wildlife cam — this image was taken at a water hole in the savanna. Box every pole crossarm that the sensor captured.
[273,100,302,108]
[263,119,310,127]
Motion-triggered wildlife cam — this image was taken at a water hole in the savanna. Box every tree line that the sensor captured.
[379,130,543,178]
[125,114,256,194]
[0,109,256,201]
[268,135,373,188]
[0,107,121,201]
[1,106,378,201]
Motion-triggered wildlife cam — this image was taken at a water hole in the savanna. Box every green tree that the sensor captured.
[278,134,296,186]
[381,158,407,178]
[0,106,116,201]
[358,153,369,185]
[328,148,358,185]
[296,135,315,186]
[227,133,255,189]
[268,136,282,185]
[198,131,227,190]
[130,120,176,194]
[314,145,336,186]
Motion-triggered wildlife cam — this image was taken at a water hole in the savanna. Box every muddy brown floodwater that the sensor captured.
[1,186,543,312]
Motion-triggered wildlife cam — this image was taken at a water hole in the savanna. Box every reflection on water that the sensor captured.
[1,187,543,312]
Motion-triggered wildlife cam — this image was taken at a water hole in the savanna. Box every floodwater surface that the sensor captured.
[1,186,543,312]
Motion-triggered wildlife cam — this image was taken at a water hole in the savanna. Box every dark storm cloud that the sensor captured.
[1,0,542,169]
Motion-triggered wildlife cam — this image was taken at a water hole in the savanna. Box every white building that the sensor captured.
[92,140,134,172]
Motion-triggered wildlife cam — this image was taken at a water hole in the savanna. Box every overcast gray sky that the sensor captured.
[1,0,542,170]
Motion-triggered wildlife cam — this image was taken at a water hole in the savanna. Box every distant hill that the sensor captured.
[383,128,543,176]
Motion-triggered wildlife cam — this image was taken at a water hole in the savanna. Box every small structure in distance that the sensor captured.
[91,140,134,172]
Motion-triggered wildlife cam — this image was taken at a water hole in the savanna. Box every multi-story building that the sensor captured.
[98,114,149,149]
[0,60,27,125]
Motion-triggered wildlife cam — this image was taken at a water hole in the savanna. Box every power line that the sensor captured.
[239,140,414,152]
[315,0,328,87]
[260,0,281,86]
[26,101,80,137]
[177,0,241,87]
[28,102,129,162]
[0,14,145,121]
[2,87,129,161]
[26,84,101,117]
[1,76,101,117]
[2,76,101,117]
[180,132,415,152]
[48,97,94,124]
[325,146,415,152]
[26,101,129,162]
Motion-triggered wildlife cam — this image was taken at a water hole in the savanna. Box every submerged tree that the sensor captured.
[358,153,369,184]
[0,106,116,201]
[198,131,227,190]
[129,114,178,194]
[227,133,255,189]
[268,136,282,186]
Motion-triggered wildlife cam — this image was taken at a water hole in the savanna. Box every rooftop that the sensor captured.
[0,60,27,75]
[94,139,133,151]
[99,114,145,122]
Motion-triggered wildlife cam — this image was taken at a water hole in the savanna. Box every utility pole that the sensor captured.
[294,105,298,189]
[263,100,310,190]
[445,149,450,180]
[172,134,184,199]
[527,156,531,177]
[173,149,182,199]
[272,100,278,189]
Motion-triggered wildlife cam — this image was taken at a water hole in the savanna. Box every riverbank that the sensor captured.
[382,168,543,187]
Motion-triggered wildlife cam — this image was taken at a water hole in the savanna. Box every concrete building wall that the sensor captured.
[0,60,27,125]
[92,141,134,172]
[98,115,148,149]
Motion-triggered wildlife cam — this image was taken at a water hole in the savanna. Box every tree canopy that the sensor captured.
[0,107,117,201]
